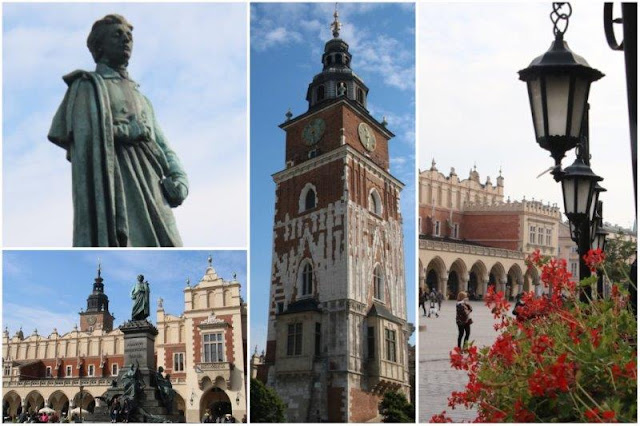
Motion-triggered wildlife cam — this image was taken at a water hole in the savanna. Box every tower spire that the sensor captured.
[331,3,341,38]
[97,258,101,278]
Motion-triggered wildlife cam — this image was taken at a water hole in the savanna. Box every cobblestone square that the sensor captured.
[418,300,499,422]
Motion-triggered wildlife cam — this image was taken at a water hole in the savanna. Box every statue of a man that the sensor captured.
[48,14,188,247]
[130,274,150,321]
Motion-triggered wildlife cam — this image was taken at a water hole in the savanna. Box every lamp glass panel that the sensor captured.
[569,78,589,137]
[528,78,544,138]
[589,191,600,223]
[544,75,570,136]
[562,177,576,214]
[575,176,593,216]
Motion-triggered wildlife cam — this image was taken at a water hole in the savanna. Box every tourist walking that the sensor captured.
[455,291,473,349]
[436,290,444,310]
[419,290,427,316]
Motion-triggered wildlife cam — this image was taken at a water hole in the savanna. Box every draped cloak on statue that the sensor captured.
[48,64,187,247]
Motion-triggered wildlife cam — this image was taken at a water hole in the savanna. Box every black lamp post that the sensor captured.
[519,3,606,302]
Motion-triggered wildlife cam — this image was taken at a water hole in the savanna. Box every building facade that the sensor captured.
[419,162,563,299]
[258,11,411,423]
[2,258,247,423]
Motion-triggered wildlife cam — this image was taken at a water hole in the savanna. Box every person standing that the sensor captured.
[436,289,444,310]
[419,290,427,316]
[455,291,473,349]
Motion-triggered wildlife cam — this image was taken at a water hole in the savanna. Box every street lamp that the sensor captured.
[520,3,606,302]
[560,157,602,233]
[518,3,604,167]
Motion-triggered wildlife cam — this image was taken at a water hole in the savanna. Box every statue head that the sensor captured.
[137,274,144,283]
[87,14,133,67]
[158,366,164,374]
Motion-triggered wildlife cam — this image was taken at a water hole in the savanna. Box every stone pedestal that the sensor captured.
[121,319,158,385]
[88,320,182,422]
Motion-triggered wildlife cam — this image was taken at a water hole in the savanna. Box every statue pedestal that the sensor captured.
[121,319,158,379]
[89,320,182,422]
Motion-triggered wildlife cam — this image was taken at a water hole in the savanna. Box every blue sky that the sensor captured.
[418,2,635,230]
[250,2,416,350]
[3,3,247,247]
[2,250,247,337]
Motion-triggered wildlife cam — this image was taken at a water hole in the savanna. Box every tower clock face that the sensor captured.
[87,316,97,326]
[358,122,376,151]
[302,118,326,146]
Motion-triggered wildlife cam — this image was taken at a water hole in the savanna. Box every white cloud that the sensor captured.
[4,303,77,338]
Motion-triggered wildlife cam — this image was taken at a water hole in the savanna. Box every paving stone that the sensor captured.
[418,300,500,422]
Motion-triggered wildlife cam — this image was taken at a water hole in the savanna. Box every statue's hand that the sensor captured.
[128,117,152,142]
[161,175,188,207]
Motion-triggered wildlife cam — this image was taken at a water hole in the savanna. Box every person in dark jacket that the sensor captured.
[455,291,473,349]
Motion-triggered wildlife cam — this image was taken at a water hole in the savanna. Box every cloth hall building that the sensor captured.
[2,258,247,423]
[255,11,412,423]
[419,161,563,300]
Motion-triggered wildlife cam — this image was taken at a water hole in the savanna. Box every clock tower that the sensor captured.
[79,263,115,332]
[262,9,410,423]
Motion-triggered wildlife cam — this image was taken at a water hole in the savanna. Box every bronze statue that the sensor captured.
[122,363,142,399]
[48,14,188,247]
[155,367,175,412]
[130,274,150,321]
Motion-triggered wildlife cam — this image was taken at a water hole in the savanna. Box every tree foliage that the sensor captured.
[250,378,286,423]
[379,390,414,423]
[603,231,637,284]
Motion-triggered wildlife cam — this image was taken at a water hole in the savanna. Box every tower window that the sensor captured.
[314,323,321,356]
[66,366,72,377]
[287,323,303,356]
[369,189,382,216]
[305,189,316,210]
[373,265,384,301]
[46,366,52,378]
[385,328,397,362]
[301,261,313,296]
[357,88,364,104]
[299,183,318,213]
[317,85,325,102]
[434,221,441,237]
[111,363,118,376]
[87,364,95,377]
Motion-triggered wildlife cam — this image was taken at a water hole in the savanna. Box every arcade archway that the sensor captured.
[24,391,44,415]
[200,387,232,421]
[48,391,69,416]
[72,391,95,414]
[3,391,21,418]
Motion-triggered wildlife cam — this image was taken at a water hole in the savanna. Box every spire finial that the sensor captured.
[285,108,292,121]
[208,254,213,267]
[97,258,102,278]
[331,3,342,38]
[499,166,503,177]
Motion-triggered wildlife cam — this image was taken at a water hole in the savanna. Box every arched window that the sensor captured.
[356,88,364,104]
[369,189,382,216]
[301,261,313,296]
[373,265,384,301]
[305,189,316,210]
[317,85,325,102]
[299,183,318,213]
